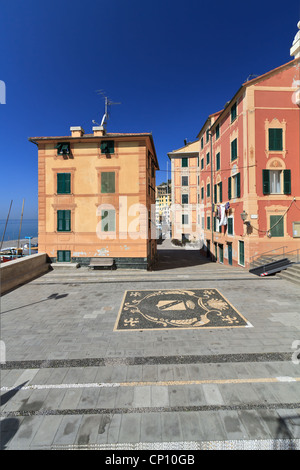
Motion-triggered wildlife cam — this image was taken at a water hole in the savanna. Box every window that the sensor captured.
[207,216,210,230]
[206,130,209,143]
[182,194,189,205]
[101,210,116,232]
[231,138,237,161]
[270,215,284,237]
[262,169,291,195]
[100,140,115,154]
[227,217,234,235]
[182,157,188,167]
[268,129,282,151]
[182,176,188,186]
[231,102,237,122]
[216,124,220,140]
[214,182,222,203]
[207,183,210,198]
[182,214,189,225]
[57,173,71,194]
[216,152,220,171]
[57,210,71,232]
[57,250,71,262]
[55,142,70,156]
[206,152,210,166]
[201,186,204,200]
[201,158,204,170]
[101,172,115,193]
[228,173,240,199]
[201,137,204,149]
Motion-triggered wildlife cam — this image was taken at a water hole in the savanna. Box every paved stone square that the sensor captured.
[1,242,300,450]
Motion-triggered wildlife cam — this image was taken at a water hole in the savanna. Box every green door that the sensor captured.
[239,240,245,266]
[228,243,232,265]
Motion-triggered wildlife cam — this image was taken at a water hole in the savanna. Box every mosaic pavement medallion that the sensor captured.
[114,289,249,331]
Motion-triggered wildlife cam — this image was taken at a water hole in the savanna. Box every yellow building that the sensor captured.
[29,125,159,269]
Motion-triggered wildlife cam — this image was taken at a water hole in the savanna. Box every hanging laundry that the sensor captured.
[225,202,230,211]
[219,203,228,226]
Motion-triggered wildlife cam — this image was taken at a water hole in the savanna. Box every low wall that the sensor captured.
[0,253,50,295]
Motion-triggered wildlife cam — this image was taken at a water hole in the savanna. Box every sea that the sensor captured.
[0,219,38,242]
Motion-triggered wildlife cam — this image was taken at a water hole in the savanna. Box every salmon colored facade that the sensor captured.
[169,25,300,268]
[29,126,159,269]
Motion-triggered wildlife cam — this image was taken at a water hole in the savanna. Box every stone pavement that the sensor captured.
[1,241,300,450]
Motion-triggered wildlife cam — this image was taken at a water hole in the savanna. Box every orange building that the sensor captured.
[29,125,159,269]
[169,23,300,268]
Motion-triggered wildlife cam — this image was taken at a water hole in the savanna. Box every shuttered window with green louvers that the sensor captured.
[57,250,71,262]
[268,129,283,151]
[57,210,71,232]
[270,215,284,237]
[100,141,115,154]
[57,173,71,194]
[55,142,70,156]
[101,172,115,193]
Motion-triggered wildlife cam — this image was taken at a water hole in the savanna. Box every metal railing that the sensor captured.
[250,246,288,266]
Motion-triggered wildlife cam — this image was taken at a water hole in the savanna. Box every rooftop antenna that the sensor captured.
[93,90,121,129]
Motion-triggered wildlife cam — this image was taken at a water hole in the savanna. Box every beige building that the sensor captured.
[29,125,159,269]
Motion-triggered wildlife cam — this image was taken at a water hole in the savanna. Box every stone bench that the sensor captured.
[88,257,115,270]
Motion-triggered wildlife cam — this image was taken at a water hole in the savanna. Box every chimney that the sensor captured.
[290,21,300,59]
[70,126,85,137]
[93,125,106,136]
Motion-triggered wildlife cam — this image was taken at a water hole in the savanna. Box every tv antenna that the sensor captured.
[93,90,121,129]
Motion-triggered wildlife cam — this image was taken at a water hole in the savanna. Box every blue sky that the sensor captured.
[1,0,299,219]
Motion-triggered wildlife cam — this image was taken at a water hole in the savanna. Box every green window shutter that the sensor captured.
[262,170,270,195]
[206,152,210,165]
[283,169,291,194]
[57,250,71,262]
[213,216,216,232]
[239,240,244,265]
[231,102,237,122]
[216,124,220,139]
[101,172,115,193]
[269,129,283,151]
[270,215,284,237]
[207,183,210,197]
[182,158,188,167]
[228,217,233,235]
[57,210,71,232]
[65,210,71,231]
[57,173,71,194]
[231,139,237,161]
[201,158,204,169]
[57,174,64,194]
[236,173,240,198]
[101,141,115,154]
[228,176,232,200]
[57,210,64,231]
[201,187,204,200]
[219,182,222,202]
[214,184,217,203]
[216,152,220,170]
[207,216,210,230]
[201,137,203,149]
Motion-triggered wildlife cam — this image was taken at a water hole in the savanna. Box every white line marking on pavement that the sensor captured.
[1,376,300,392]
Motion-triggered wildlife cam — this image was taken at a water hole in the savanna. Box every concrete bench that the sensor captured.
[88,257,115,270]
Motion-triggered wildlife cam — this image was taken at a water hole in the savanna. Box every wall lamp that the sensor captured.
[240,210,251,226]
